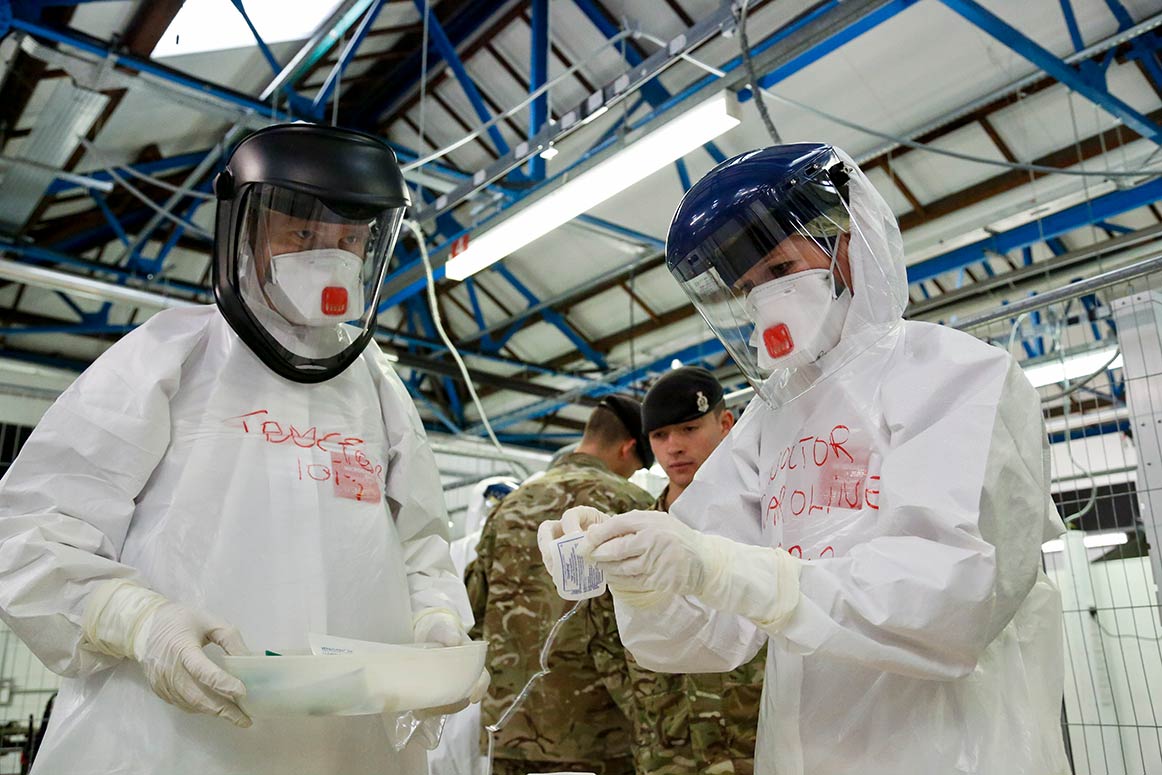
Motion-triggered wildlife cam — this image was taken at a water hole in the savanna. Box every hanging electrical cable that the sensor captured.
[77,139,214,239]
[637,31,1159,180]
[400,29,634,172]
[404,219,507,454]
[738,0,782,144]
[482,603,584,775]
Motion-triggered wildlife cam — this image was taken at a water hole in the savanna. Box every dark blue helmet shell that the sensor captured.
[665,143,849,288]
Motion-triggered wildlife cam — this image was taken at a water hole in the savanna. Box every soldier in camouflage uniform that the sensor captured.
[589,367,766,775]
[467,395,655,775]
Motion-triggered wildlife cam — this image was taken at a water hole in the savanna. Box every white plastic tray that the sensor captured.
[214,641,487,717]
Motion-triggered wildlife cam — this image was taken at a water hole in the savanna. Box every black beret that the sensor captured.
[599,394,655,469]
[642,367,724,433]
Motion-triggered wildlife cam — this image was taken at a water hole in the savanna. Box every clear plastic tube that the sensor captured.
[482,602,583,775]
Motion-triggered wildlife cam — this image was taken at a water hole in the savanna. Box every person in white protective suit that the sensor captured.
[429,477,516,775]
[0,123,486,775]
[447,477,520,575]
[538,143,1070,775]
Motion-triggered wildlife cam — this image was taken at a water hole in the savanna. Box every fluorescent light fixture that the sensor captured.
[153,0,342,58]
[539,146,560,161]
[0,257,198,311]
[444,92,742,281]
[581,105,610,125]
[1041,531,1129,554]
[1023,345,1123,389]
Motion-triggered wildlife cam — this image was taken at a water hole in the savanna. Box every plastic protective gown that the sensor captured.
[613,155,1070,775]
[0,304,470,775]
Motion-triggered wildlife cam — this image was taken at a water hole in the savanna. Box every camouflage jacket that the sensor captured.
[587,488,767,775]
[466,453,653,765]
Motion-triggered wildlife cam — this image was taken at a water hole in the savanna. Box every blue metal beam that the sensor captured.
[380,3,912,314]
[383,328,588,383]
[411,0,509,155]
[528,0,549,180]
[92,194,130,247]
[49,207,154,256]
[312,0,387,111]
[907,176,1162,283]
[132,194,210,277]
[571,0,726,164]
[1058,0,1086,52]
[1048,419,1129,444]
[491,263,608,369]
[0,237,210,299]
[46,150,211,196]
[1103,0,1136,30]
[675,159,693,192]
[9,18,292,120]
[229,0,282,76]
[350,1,500,127]
[937,0,1162,144]
[744,0,919,98]
[1127,33,1162,95]
[1098,219,1134,235]
[574,214,666,250]
[468,337,726,434]
[571,0,668,106]
[0,348,89,373]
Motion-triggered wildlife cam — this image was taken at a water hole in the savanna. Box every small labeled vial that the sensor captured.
[552,532,606,601]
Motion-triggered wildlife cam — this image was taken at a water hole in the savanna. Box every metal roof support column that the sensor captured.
[675,158,693,192]
[491,263,608,369]
[92,194,130,248]
[1057,0,1086,52]
[937,0,1162,143]
[571,0,725,164]
[528,0,549,180]
[411,0,510,156]
[229,0,283,76]
[45,150,212,197]
[906,177,1162,283]
[136,194,210,277]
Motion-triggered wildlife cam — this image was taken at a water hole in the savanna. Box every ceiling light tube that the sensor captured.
[0,257,197,311]
[1022,345,1123,389]
[1042,530,1128,554]
[444,91,742,281]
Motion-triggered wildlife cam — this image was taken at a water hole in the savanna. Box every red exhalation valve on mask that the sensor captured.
[762,323,795,358]
[320,286,349,316]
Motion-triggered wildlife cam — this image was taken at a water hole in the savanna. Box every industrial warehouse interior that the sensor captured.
[0,0,1161,773]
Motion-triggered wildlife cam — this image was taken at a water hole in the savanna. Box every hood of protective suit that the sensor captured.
[666,144,909,409]
[833,148,908,336]
[463,476,519,537]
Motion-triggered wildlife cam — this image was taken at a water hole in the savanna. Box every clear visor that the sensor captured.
[234,184,404,362]
[671,166,871,407]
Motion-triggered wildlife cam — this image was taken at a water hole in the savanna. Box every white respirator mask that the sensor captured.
[747,268,851,371]
[264,248,365,327]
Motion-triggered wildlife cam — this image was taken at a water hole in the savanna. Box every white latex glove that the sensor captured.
[585,510,803,631]
[537,506,610,586]
[389,609,490,751]
[82,579,251,727]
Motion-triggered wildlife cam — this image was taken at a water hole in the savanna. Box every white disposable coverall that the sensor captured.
[430,478,507,775]
[612,159,1070,774]
[0,305,471,774]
